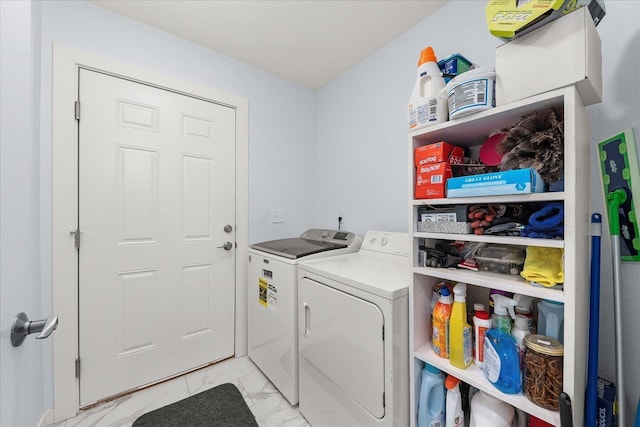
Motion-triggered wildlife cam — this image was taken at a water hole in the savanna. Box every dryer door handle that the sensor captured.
[303,303,311,337]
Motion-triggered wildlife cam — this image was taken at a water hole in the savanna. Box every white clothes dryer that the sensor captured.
[247,229,361,405]
[297,231,410,427]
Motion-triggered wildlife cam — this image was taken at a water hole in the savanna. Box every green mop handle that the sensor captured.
[606,189,627,236]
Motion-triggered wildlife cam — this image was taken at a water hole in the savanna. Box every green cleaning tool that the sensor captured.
[599,129,640,261]
[598,128,640,427]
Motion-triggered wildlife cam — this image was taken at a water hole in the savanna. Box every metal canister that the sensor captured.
[523,334,564,410]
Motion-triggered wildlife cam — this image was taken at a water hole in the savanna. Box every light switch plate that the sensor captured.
[271,208,285,223]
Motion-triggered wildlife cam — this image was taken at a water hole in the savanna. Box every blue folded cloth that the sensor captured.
[521,202,564,239]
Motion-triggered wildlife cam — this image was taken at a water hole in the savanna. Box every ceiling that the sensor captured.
[88,0,449,89]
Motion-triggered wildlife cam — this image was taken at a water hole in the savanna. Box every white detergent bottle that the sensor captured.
[445,375,464,427]
[469,390,515,427]
[408,46,447,131]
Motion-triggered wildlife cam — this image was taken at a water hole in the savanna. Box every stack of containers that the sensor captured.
[414,142,464,199]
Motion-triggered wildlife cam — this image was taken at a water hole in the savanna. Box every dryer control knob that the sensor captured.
[321,230,330,238]
[381,237,388,246]
[369,237,377,244]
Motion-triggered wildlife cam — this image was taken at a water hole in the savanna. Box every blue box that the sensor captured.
[437,53,473,83]
[446,168,545,198]
[597,377,616,427]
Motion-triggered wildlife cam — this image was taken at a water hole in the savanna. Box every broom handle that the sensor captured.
[612,233,626,427]
[586,214,601,427]
[607,190,627,427]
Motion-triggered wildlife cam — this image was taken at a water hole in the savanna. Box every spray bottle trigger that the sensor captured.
[490,294,518,319]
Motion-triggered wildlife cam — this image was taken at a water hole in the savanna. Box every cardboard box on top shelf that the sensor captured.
[414,141,465,166]
[495,6,602,107]
[486,0,606,41]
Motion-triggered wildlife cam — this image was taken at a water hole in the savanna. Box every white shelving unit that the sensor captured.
[408,86,590,427]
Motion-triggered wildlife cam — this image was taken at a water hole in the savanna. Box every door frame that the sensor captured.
[51,44,249,422]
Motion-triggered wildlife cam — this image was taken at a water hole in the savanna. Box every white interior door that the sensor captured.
[78,69,236,405]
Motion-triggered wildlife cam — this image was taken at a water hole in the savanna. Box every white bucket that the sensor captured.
[442,67,496,120]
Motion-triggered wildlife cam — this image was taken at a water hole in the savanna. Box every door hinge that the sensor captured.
[75,101,80,120]
[71,229,82,250]
[75,358,81,378]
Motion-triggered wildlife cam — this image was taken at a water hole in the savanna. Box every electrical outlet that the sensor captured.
[271,208,285,224]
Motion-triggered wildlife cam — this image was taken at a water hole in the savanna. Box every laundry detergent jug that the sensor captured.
[469,390,515,427]
[417,363,445,427]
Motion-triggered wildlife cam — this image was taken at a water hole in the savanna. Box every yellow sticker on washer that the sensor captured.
[259,278,268,307]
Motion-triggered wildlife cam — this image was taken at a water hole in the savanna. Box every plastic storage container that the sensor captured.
[418,363,445,427]
[476,245,525,275]
[523,334,564,410]
[442,67,496,120]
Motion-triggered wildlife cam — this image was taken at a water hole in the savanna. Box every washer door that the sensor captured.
[299,277,385,418]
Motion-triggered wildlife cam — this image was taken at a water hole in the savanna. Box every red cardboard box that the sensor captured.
[415,162,452,199]
[415,142,464,167]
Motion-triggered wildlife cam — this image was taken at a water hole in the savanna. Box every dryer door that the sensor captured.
[299,277,385,418]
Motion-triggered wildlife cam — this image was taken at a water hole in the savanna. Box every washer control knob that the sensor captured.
[381,237,388,246]
[321,230,330,238]
[369,237,377,244]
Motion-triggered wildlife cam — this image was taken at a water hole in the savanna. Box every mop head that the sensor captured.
[598,129,640,261]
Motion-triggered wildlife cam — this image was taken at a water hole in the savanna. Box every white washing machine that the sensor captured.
[297,231,409,427]
[247,229,361,405]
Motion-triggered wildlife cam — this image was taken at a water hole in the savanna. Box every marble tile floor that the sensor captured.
[50,356,310,427]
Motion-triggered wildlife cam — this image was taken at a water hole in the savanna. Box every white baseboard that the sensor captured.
[37,409,55,427]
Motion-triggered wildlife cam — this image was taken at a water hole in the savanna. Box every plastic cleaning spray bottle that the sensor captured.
[483,294,521,394]
[445,375,464,427]
[417,364,445,427]
[408,46,447,131]
[512,314,531,361]
[513,293,536,333]
[449,283,472,369]
[432,287,453,358]
[472,309,491,368]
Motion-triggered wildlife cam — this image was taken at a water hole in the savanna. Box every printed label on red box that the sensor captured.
[415,142,464,166]
[415,162,452,199]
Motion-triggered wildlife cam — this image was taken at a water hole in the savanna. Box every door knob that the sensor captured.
[11,312,59,347]
[217,241,233,251]
[223,224,233,233]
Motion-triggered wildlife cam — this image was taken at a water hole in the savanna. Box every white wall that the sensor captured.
[0,1,46,426]
[39,0,318,248]
[315,1,500,237]
[587,2,640,419]
[316,0,640,419]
